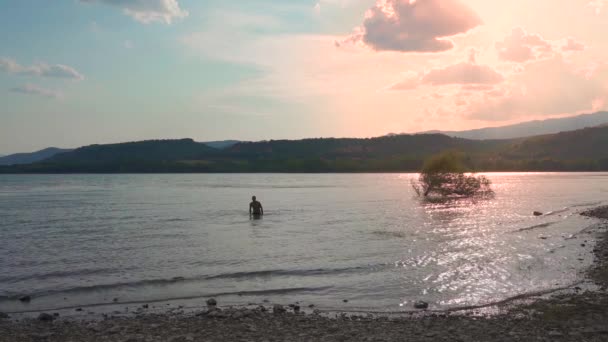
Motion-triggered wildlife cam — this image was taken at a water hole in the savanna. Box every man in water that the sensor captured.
[249,196,264,218]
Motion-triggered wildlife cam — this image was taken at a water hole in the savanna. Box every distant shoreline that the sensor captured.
[2,171,608,175]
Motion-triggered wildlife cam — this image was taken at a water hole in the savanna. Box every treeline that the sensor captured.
[3,157,606,173]
[1,126,608,173]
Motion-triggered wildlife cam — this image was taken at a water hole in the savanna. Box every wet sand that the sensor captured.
[2,207,608,342]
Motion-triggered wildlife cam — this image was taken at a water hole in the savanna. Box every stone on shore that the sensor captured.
[231,309,254,319]
[273,304,286,314]
[206,298,217,307]
[169,335,194,342]
[0,312,9,319]
[37,313,55,322]
[533,211,543,216]
[19,295,31,302]
[414,301,429,309]
[30,332,55,339]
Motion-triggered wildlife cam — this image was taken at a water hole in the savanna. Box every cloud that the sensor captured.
[0,57,84,81]
[496,28,553,63]
[314,2,322,13]
[314,0,355,13]
[390,76,420,90]
[467,57,607,121]
[346,0,482,53]
[461,84,494,91]
[588,0,607,14]
[388,70,422,90]
[9,84,63,98]
[562,38,586,52]
[389,52,503,90]
[422,62,504,86]
[79,0,188,24]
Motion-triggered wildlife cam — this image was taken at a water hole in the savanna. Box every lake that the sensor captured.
[1,173,607,314]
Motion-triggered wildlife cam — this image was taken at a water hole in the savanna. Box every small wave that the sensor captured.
[514,221,557,233]
[0,266,369,301]
[570,201,603,208]
[564,223,601,240]
[204,266,368,281]
[0,267,120,284]
[160,218,189,222]
[544,208,569,216]
[371,231,408,238]
[209,286,333,297]
[0,277,191,300]
[1,286,333,314]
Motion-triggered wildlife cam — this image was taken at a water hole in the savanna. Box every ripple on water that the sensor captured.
[0,173,606,313]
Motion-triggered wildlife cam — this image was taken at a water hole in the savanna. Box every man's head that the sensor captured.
[252,196,256,201]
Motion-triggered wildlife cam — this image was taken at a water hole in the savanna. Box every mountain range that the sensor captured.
[0,148,73,166]
[415,111,608,140]
[2,124,608,173]
[2,111,608,172]
[0,141,241,166]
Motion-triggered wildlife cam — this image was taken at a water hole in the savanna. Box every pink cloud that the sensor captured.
[390,76,420,90]
[467,57,607,121]
[461,85,494,91]
[562,38,586,52]
[389,58,503,90]
[588,0,607,14]
[348,0,482,53]
[422,62,504,86]
[496,28,553,63]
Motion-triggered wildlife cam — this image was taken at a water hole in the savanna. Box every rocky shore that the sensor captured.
[2,207,608,342]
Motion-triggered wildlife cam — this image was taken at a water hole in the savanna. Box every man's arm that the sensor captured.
[260,204,264,215]
[249,203,252,215]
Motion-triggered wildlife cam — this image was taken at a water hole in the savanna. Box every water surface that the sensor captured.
[0,173,606,313]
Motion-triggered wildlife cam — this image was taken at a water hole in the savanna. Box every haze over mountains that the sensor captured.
[203,140,241,149]
[0,148,73,166]
[415,112,608,140]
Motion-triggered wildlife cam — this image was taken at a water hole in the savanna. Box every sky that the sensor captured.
[1,0,608,154]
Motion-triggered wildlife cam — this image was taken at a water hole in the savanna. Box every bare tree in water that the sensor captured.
[412,151,492,198]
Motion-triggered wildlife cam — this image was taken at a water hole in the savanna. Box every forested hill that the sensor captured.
[227,134,502,159]
[49,139,218,163]
[477,125,608,170]
[2,126,608,173]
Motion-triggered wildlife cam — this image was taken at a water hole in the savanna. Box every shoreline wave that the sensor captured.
[0,266,373,302]
[1,286,333,315]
